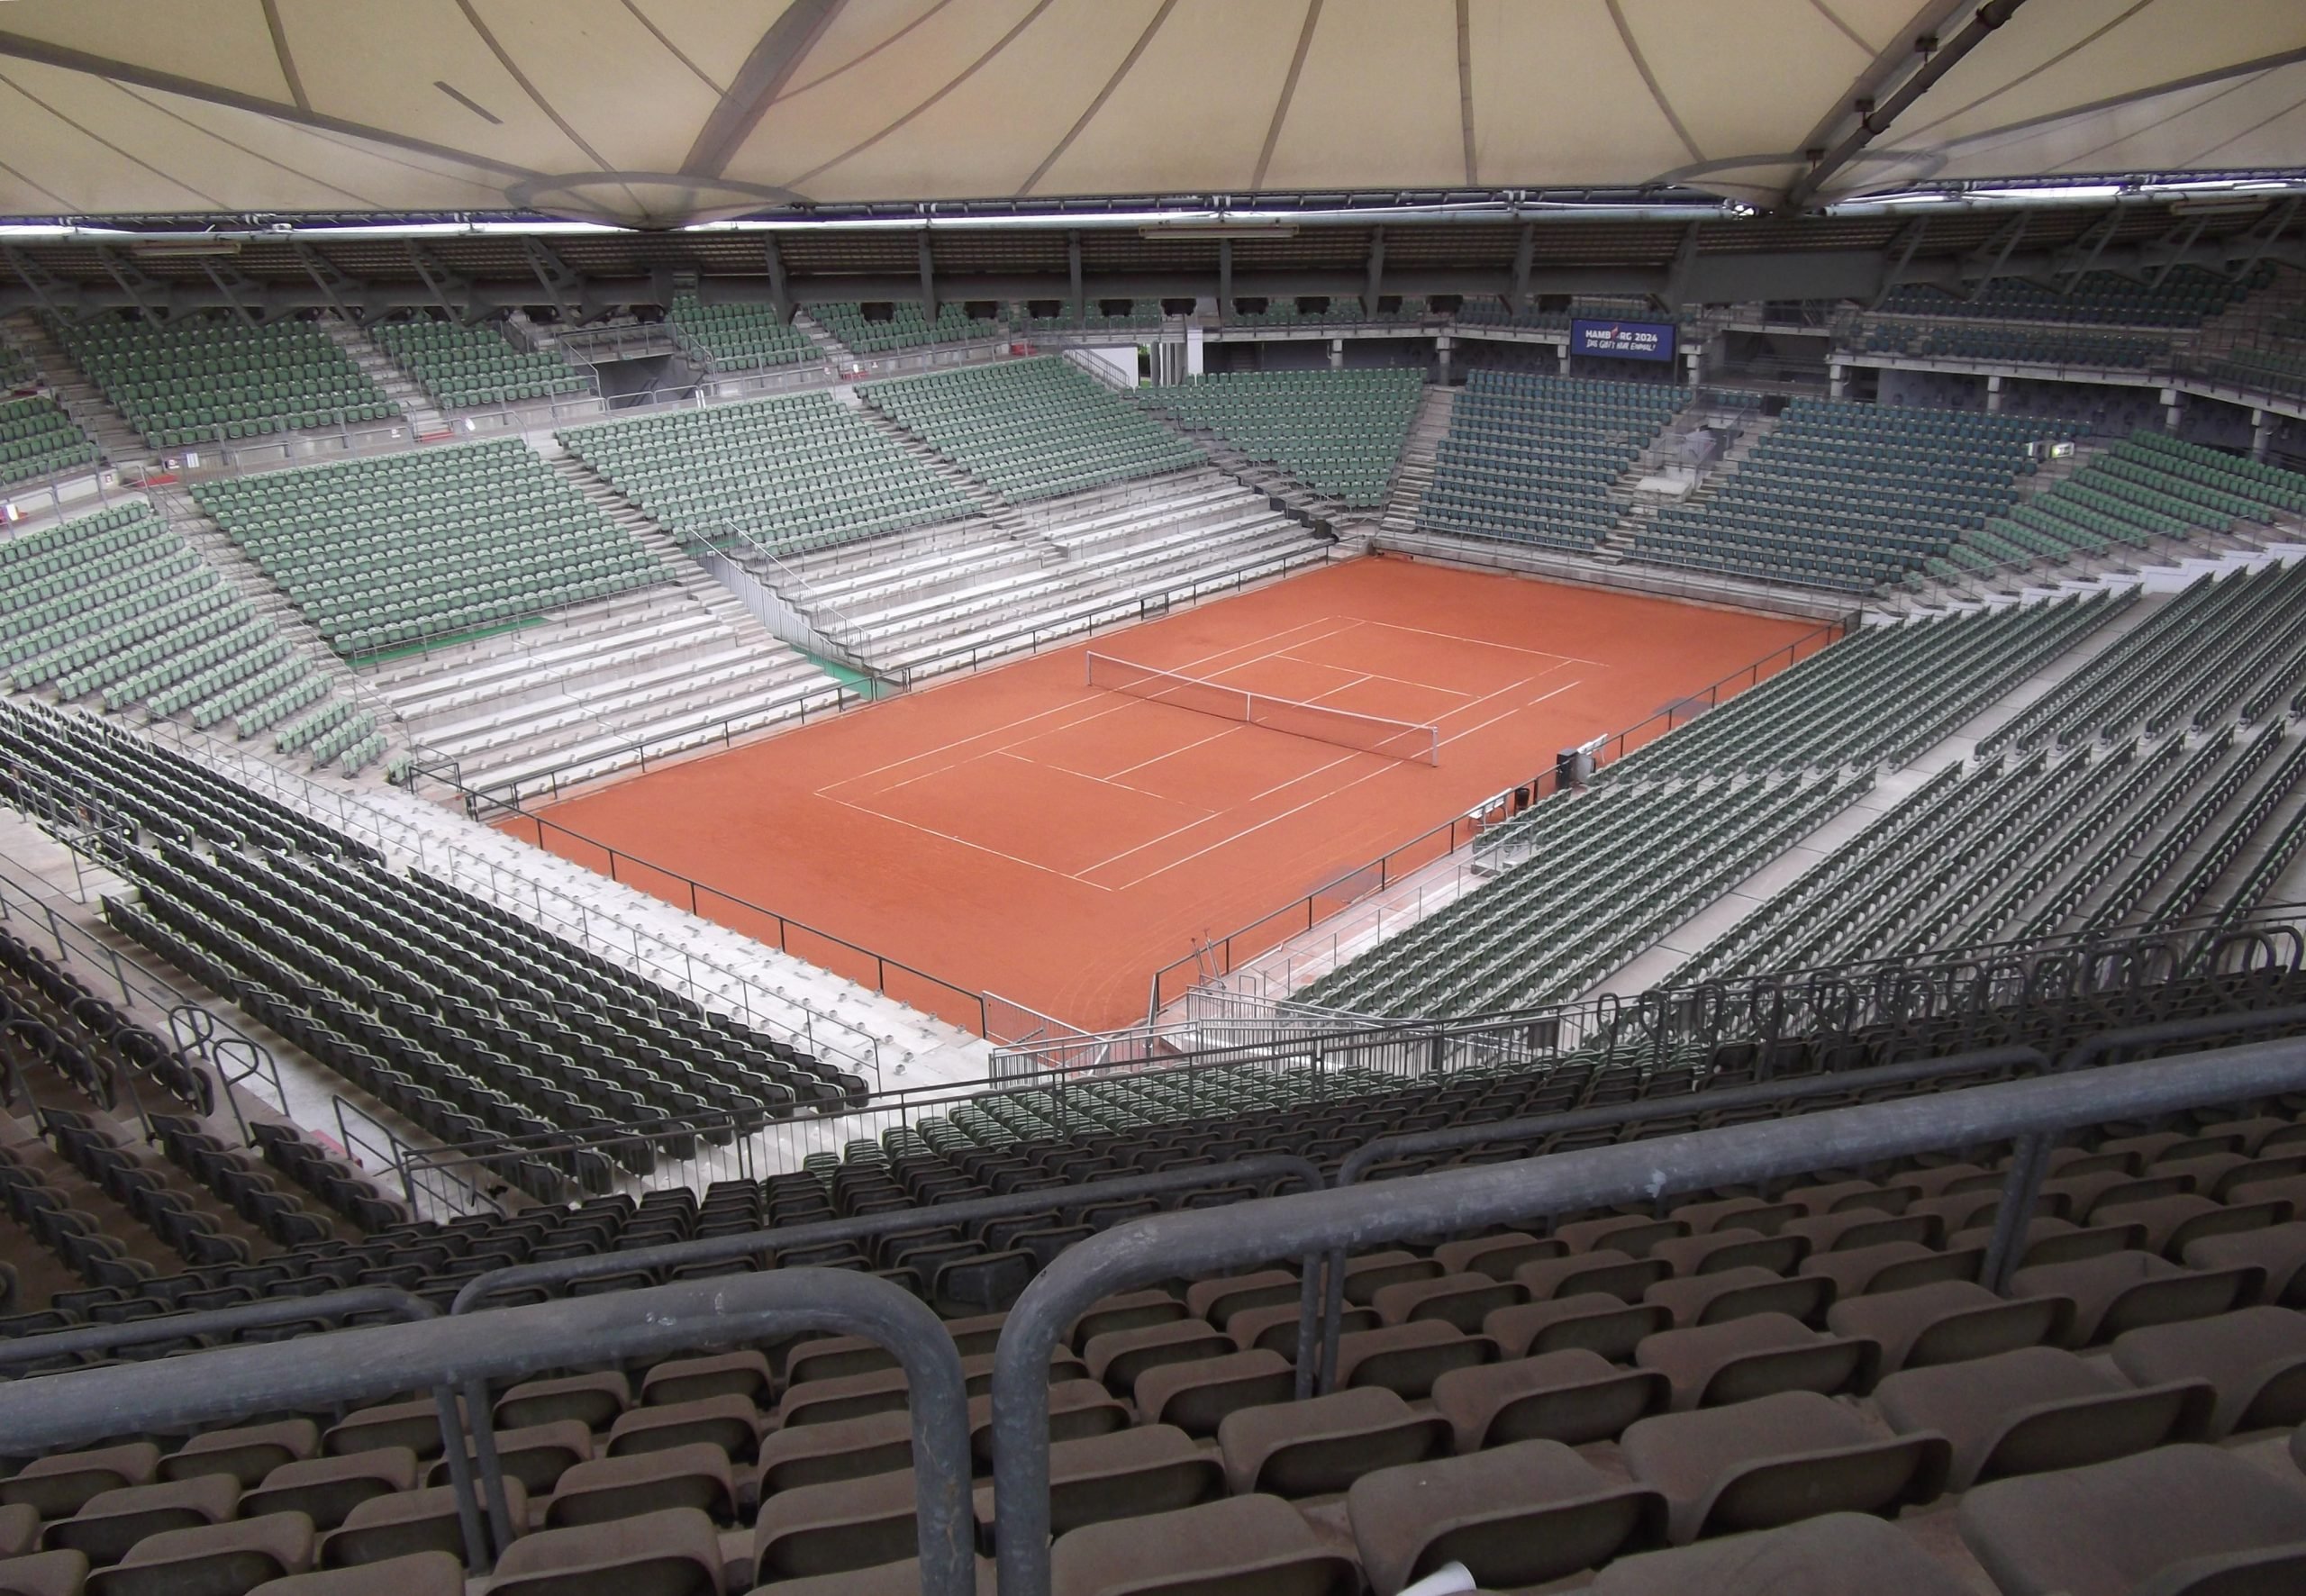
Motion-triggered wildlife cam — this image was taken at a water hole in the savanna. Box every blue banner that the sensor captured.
[1571,318,1676,362]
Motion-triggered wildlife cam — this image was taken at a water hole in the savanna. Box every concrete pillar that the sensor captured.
[2163,386,2184,434]
[1557,341,1572,376]
[1435,334,1452,385]
[1829,362,1848,401]
[1329,338,1344,371]
[1986,373,2004,414]
[2252,407,2275,463]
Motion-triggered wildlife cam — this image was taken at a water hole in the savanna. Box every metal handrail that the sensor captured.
[988,1032,2306,1594]
[0,1268,976,1596]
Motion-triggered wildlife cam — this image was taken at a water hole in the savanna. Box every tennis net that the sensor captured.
[1085,651,1440,766]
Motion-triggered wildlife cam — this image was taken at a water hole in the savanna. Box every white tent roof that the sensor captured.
[1,0,2301,228]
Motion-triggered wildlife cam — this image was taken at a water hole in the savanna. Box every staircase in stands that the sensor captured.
[315,315,449,441]
[1602,405,1780,560]
[845,395,1061,564]
[794,312,857,370]
[0,310,154,469]
[1375,385,1455,540]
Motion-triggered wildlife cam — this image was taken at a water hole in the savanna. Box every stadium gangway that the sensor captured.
[0,1269,978,1596]
[988,1029,2306,1595]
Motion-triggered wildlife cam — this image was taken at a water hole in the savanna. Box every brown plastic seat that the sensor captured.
[1217,1387,1447,1498]
[491,1505,722,1596]
[1368,1272,1521,1332]
[1635,1310,1875,1409]
[84,1511,313,1596]
[1331,1321,1493,1399]
[639,1351,773,1409]
[1644,1264,1831,1328]
[751,1554,998,1594]
[1554,1216,1685,1256]
[1512,1247,1673,1303]
[1131,1350,1295,1437]
[1781,1209,1938,1255]
[1783,1179,1905,1218]
[965,1382,1128,1470]
[756,1410,912,1499]
[1874,1344,2210,1490]
[0,1549,89,1596]
[2011,1251,2255,1347]
[0,1505,37,1559]
[1048,1493,1357,1596]
[545,1444,734,1528]
[1182,1271,1299,1329]
[1947,1217,2142,1272]
[753,1467,919,1583]
[241,1452,415,1535]
[1670,1197,1802,1237]
[42,1476,239,1566]
[2,1446,162,1520]
[2111,1304,2306,1437]
[604,1395,764,1465]
[1430,1347,1666,1450]
[494,1374,630,1433]
[1346,1439,1666,1595]
[1081,1320,1233,1393]
[422,1421,589,1495]
[976,1425,1220,1543]
[1826,1278,2070,1373]
[1482,1292,1669,1361]
[244,1550,463,1596]
[2093,1194,2286,1259]
[1224,1301,1368,1356]
[1621,1389,1949,1544]
[1338,1251,1442,1305]
[1068,1291,1186,1350]
[1799,1240,1979,1298]
[322,1403,452,1463]
[784,1338,898,1387]
[1648,1231,1807,1279]
[318,1481,527,1568]
[2186,1220,2306,1306]
[1431,1231,1562,1279]
[1956,1443,2306,1596]
[160,1424,320,1492]
[1588,1510,1980,1595]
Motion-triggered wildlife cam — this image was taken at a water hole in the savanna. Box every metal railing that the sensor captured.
[986,1030,2306,1592]
[1147,609,1855,1018]
[0,1270,976,1596]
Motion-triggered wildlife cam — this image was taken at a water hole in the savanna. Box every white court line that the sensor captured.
[817,615,1361,797]
[1102,723,1241,780]
[824,796,1118,892]
[1360,617,1603,667]
[992,748,1221,813]
[1105,675,1584,891]
[1275,655,1479,701]
[1074,746,1364,877]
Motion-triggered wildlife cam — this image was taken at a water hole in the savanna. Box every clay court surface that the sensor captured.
[522,557,1816,1031]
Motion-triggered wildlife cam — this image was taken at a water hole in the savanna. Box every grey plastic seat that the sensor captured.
[1873,1344,2210,1490]
[1345,1439,1666,1595]
[1048,1493,1357,1596]
[1956,1443,2306,1596]
[1589,1511,1978,1595]
[1620,1389,1949,1543]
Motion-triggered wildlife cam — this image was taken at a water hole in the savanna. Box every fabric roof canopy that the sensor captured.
[0,0,2301,229]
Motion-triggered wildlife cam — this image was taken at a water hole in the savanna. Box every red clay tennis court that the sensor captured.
[519,557,1819,1031]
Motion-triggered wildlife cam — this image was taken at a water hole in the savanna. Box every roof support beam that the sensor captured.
[1780,0,2029,213]
[95,249,168,320]
[522,239,588,325]
[1662,221,1702,312]
[292,243,363,323]
[2223,197,2301,282]
[919,233,938,324]
[2,247,77,315]
[198,260,267,326]
[2147,215,2210,287]
[763,238,793,324]
[1218,239,1232,311]
[1507,221,1534,313]
[2054,208,2123,291]
[1962,213,2028,300]
[1867,217,1929,309]
[406,243,479,322]
[1068,231,1084,322]
[1364,226,1386,312]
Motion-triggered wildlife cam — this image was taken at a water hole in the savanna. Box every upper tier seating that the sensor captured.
[0,504,381,773]
[1420,369,1686,550]
[558,394,975,558]
[191,440,667,657]
[1854,320,2171,370]
[1018,299,1167,334]
[1136,370,1421,507]
[661,295,816,373]
[1218,296,1430,329]
[41,314,394,448]
[858,358,1201,502]
[0,398,98,486]
[0,339,36,389]
[812,303,1002,354]
[1875,266,2270,329]
[367,321,586,412]
[1636,400,2069,594]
